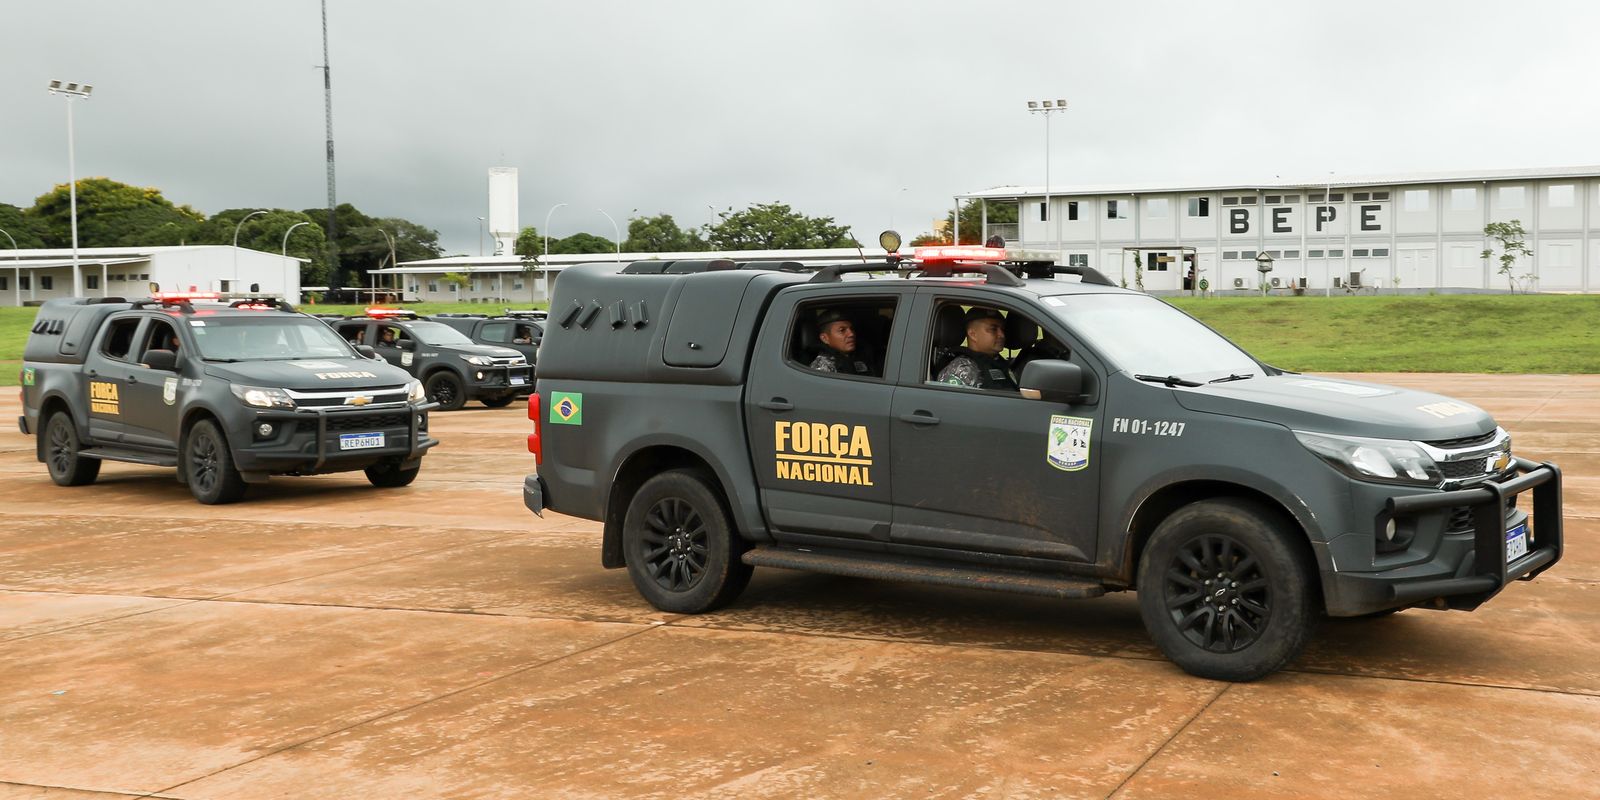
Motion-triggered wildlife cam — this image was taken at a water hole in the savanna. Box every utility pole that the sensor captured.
[316,0,341,293]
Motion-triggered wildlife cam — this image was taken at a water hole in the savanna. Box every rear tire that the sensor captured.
[1137,498,1318,681]
[425,371,467,411]
[364,457,420,488]
[623,470,752,614]
[480,395,515,408]
[185,419,247,504]
[43,412,101,486]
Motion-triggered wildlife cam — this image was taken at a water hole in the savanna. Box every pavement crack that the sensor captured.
[1104,683,1229,799]
[150,622,666,797]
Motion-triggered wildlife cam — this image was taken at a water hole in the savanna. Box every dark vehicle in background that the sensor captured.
[432,310,545,366]
[333,309,532,410]
[19,293,437,504]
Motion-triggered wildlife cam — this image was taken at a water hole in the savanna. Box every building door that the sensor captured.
[1398,249,1437,289]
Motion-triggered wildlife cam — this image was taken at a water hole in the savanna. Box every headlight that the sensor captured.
[1294,431,1441,486]
[230,384,295,409]
[406,379,426,403]
[461,355,493,366]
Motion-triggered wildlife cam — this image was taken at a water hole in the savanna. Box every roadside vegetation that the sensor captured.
[4,294,1596,386]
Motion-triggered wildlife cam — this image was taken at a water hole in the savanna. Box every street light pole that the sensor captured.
[1027,98,1068,261]
[47,80,93,297]
[232,209,268,292]
[281,221,310,259]
[543,203,567,258]
[281,221,310,304]
[597,209,621,262]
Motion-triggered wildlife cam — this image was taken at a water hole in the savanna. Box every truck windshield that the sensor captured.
[192,317,359,361]
[1043,294,1262,379]
[403,321,478,346]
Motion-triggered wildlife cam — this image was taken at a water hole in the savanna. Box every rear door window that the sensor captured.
[99,317,143,362]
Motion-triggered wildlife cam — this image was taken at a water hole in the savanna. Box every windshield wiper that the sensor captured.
[1208,373,1256,384]
[1134,374,1203,388]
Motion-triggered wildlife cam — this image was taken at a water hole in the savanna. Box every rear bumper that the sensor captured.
[1324,457,1562,616]
[17,415,30,436]
[522,473,545,517]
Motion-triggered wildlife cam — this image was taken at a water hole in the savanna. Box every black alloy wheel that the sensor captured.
[640,496,710,593]
[185,419,247,504]
[44,413,101,486]
[1161,533,1271,653]
[425,372,466,411]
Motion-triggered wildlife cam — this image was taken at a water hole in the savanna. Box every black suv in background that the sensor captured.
[333,310,532,410]
[432,310,544,366]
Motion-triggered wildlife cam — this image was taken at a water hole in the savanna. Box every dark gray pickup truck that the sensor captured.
[521,244,1563,680]
[20,294,437,504]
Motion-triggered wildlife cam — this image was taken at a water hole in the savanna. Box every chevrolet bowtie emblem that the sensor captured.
[1490,451,1511,472]
[347,395,372,406]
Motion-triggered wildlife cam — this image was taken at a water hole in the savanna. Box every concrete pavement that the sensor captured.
[0,374,1595,799]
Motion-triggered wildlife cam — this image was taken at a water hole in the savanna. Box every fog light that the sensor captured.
[257,423,274,438]
[1384,519,1397,541]
[475,371,485,381]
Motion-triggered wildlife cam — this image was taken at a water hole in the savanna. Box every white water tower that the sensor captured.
[488,167,519,256]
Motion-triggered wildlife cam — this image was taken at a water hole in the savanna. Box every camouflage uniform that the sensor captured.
[937,348,1017,390]
[810,348,873,376]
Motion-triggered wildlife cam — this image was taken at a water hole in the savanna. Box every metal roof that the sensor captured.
[962,164,1600,200]
[0,256,148,269]
[0,245,307,263]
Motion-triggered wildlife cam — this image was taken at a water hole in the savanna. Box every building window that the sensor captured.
[1187,197,1209,217]
[1284,194,1300,203]
[1449,187,1477,210]
[1240,250,1257,260]
[1222,196,1239,206]
[1328,249,1344,258]
[1067,201,1079,221]
[1353,249,1370,258]
[1239,196,1257,205]
[1373,248,1390,257]
[513,279,525,290]
[1223,251,1239,260]
[1039,201,1048,222]
[1548,184,1576,208]
[86,274,100,290]
[139,273,149,281]
[1309,192,1346,203]
[1264,195,1282,204]
[1066,254,1088,267]
[1373,191,1390,201]
[0,276,7,291]
[41,276,54,290]
[1308,250,1325,258]
[1147,198,1169,218]
[427,282,438,293]
[19,276,30,290]
[1403,189,1429,212]
[1497,186,1525,209]
[1285,250,1300,259]
[1106,200,1126,219]
[1353,192,1370,202]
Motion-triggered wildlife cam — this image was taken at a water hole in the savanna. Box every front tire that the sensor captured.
[1137,498,1318,681]
[425,371,467,411]
[364,457,420,488]
[623,470,752,614]
[43,412,101,486]
[185,419,247,504]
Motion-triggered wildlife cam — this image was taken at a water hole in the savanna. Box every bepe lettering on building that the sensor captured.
[1226,203,1386,237]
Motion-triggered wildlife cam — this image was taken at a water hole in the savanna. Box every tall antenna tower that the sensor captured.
[316,0,341,291]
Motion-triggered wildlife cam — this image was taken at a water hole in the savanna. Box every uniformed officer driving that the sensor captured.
[808,309,874,376]
[937,306,1018,390]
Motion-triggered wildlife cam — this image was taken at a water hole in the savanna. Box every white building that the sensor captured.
[375,247,894,304]
[960,165,1600,293]
[1,245,304,307]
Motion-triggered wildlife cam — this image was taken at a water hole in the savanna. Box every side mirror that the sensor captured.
[142,349,179,372]
[396,339,416,351]
[1019,359,1086,404]
[354,344,378,359]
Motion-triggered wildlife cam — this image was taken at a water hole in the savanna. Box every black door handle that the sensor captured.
[899,412,941,425]
[757,398,794,412]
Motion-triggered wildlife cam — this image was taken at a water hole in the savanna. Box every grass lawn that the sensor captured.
[2,294,1595,385]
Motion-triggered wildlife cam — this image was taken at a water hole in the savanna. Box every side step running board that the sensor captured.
[78,448,179,468]
[742,546,1105,600]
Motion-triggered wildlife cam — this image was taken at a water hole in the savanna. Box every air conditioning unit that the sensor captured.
[1270,277,1282,287]
[1332,276,1342,287]
[1232,277,1245,289]
[1298,277,1308,289]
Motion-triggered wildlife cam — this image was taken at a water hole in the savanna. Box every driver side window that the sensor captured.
[926,301,1066,393]
[140,319,180,360]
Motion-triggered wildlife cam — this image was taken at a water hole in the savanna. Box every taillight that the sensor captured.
[527,392,542,465]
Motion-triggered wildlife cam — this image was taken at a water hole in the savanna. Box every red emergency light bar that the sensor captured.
[912,246,1008,263]
[151,291,221,301]
[365,307,413,318]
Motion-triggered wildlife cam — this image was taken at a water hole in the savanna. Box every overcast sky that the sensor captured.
[5,0,1598,255]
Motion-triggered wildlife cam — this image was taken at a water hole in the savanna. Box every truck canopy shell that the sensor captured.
[22,298,134,364]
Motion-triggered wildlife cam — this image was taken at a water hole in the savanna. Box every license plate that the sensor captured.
[1505,522,1528,563]
[338,432,385,451]
[510,376,527,385]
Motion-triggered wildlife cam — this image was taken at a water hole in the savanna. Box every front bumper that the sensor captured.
[1324,457,1562,615]
[466,365,534,397]
[231,401,440,475]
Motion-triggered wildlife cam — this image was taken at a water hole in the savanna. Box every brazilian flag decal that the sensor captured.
[550,391,583,425]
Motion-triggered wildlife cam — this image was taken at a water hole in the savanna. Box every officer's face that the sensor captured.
[966,318,1005,356]
[819,320,855,353]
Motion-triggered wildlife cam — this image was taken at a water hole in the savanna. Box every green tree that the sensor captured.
[624,213,699,252]
[513,226,544,258]
[1482,220,1534,293]
[0,203,49,248]
[707,203,855,250]
[27,178,205,247]
[547,232,617,255]
[918,199,1020,246]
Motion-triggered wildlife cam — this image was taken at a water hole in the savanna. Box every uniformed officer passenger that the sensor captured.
[808,309,874,376]
[937,307,1018,391]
